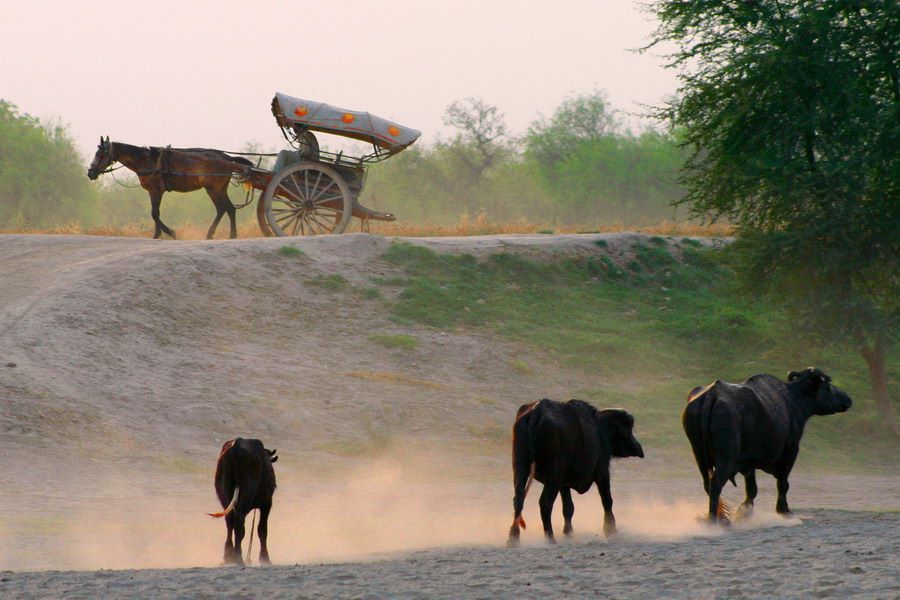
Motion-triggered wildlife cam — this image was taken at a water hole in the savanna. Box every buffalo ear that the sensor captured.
[270,455,278,463]
[787,370,801,382]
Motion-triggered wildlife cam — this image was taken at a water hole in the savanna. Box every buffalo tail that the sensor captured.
[511,404,541,530]
[208,486,239,518]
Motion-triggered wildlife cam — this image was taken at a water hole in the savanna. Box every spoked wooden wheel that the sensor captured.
[262,162,353,236]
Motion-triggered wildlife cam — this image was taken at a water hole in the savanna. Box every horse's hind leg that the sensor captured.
[223,191,237,239]
[206,187,236,239]
[205,205,225,240]
[149,189,176,239]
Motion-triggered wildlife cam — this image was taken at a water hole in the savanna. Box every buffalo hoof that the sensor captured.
[736,503,754,520]
[603,520,617,537]
[544,534,557,544]
[507,524,521,545]
[563,525,573,536]
[259,556,271,566]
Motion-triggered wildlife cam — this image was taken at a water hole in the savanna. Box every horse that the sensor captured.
[87,136,254,239]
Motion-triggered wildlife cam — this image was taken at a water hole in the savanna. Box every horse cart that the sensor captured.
[252,93,421,236]
[88,93,420,238]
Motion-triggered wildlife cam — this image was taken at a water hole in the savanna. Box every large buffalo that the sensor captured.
[208,438,278,565]
[683,367,852,523]
[507,399,644,544]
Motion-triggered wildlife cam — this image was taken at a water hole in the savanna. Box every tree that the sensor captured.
[526,90,621,167]
[525,91,685,223]
[443,98,512,178]
[0,100,93,228]
[649,1,900,435]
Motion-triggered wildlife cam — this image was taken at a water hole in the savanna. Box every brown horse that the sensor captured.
[87,136,253,239]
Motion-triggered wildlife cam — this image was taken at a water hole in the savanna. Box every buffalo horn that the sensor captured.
[787,370,801,381]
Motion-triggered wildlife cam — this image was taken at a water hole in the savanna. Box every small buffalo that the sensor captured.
[508,399,644,543]
[208,438,278,565]
[683,367,852,523]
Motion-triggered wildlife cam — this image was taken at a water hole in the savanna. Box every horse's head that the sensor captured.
[87,136,114,180]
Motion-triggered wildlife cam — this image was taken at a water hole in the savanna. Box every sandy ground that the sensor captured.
[0,233,897,598]
[3,509,898,599]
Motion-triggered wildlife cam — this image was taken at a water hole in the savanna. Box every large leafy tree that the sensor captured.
[649,1,899,435]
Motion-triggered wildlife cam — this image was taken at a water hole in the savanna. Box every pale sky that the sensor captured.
[1,0,678,160]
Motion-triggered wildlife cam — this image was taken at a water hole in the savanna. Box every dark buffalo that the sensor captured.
[208,438,278,565]
[683,367,852,523]
[507,399,644,544]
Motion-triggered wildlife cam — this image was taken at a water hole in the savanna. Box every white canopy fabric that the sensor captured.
[272,92,421,153]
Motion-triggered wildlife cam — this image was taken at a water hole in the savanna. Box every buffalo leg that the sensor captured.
[561,488,575,536]
[775,476,792,515]
[741,470,758,513]
[774,449,798,515]
[596,468,616,536]
[232,511,246,566]
[708,461,734,524]
[258,503,271,565]
[538,485,559,541]
[223,512,236,564]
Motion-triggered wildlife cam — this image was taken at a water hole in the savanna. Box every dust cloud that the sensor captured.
[2,445,801,572]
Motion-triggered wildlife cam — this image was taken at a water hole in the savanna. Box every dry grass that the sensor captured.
[342,370,448,389]
[1,217,732,239]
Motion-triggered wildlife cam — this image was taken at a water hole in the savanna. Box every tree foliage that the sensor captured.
[525,91,686,223]
[649,0,900,433]
[363,94,685,227]
[0,100,94,228]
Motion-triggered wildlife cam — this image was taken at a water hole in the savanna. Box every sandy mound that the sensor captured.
[0,233,895,592]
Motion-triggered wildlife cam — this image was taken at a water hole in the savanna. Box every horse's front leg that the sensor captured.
[148,188,176,239]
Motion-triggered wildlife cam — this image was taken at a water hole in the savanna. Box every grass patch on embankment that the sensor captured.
[377,241,899,471]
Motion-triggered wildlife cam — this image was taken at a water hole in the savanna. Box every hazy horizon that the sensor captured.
[1,0,677,160]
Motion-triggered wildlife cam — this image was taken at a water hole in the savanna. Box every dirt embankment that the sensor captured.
[0,233,895,598]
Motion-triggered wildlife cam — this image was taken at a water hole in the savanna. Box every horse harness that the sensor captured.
[155,145,175,192]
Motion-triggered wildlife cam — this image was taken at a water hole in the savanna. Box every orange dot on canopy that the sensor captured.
[387,126,401,136]
[341,113,355,124]
[294,106,309,117]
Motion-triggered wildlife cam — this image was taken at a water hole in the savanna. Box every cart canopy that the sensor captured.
[272,93,421,156]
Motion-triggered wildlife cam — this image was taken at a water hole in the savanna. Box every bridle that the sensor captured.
[99,139,122,175]
[90,137,124,178]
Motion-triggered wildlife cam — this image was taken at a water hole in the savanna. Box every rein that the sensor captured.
[101,143,265,205]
